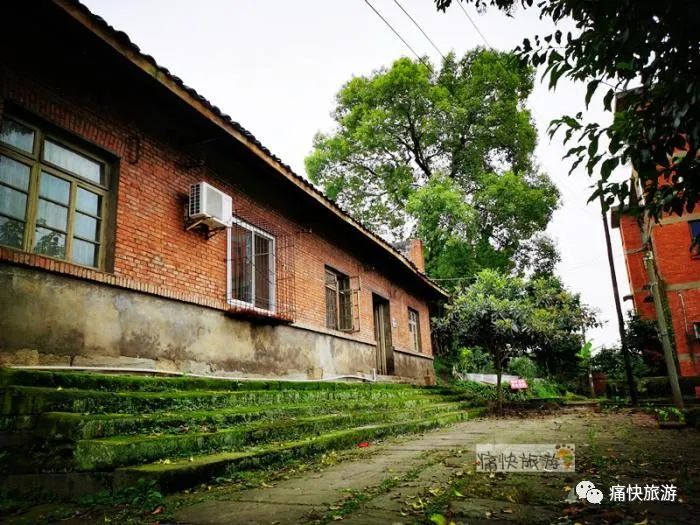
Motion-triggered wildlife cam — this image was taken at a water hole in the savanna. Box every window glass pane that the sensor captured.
[44,140,102,184]
[325,285,338,329]
[254,235,271,310]
[0,119,34,153]
[0,185,28,220]
[0,215,25,248]
[230,224,252,303]
[325,269,338,329]
[36,199,68,232]
[74,212,99,241]
[33,226,66,258]
[76,187,101,216]
[338,289,352,330]
[40,172,70,204]
[72,238,98,267]
[0,155,30,190]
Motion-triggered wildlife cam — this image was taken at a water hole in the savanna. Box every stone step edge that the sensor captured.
[0,368,425,393]
[73,403,472,470]
[38,397,469,440]
[113,408,486,493]
[3,385,455,416]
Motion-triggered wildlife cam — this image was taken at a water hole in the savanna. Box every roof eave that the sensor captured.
[52,0,448,300]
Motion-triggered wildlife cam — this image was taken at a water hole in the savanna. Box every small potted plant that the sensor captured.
[655,407,686,429]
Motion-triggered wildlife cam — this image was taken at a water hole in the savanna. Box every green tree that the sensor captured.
[436,270,596,412]
[439,270,534,413]
[436,0,700,220]
[525,275,598,380]
[306,50,559,280]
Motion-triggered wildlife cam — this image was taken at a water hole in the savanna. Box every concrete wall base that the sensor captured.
[0,264,434,383]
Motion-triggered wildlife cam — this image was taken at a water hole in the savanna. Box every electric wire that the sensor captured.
[455,0,492,48]
[393,0,446,59]
[363,0,433,71]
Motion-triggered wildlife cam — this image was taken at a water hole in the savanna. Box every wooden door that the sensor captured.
[373,295,394,375]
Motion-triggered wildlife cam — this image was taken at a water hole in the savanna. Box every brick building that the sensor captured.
[0,1,447,383]
[613,168,700,379]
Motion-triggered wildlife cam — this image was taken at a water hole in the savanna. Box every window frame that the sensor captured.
[325,266,353,331]
[226,216,276,313]
[407,307,422,353]
[0,113,111,270]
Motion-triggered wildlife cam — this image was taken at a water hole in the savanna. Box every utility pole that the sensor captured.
[598,182,638,405]
[644,253,684,409]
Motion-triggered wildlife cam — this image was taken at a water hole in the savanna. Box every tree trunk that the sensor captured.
[495,348,503,416]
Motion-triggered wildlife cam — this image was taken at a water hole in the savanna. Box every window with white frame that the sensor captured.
[227,219,275,311]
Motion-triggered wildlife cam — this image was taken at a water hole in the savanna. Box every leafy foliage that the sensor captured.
[435,269,595,412]
[525,274,599,380]
[625,313,666,376]
[454,346,494,374]
[306,50,559,280]
[436,0,700,220]
[591,346,649,381]
[506,356,540,379]
[436,269,536,412]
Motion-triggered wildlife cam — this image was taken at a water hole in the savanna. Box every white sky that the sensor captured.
[82,0,632,347]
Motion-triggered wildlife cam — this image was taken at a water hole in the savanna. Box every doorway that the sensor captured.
[372,294,394,375]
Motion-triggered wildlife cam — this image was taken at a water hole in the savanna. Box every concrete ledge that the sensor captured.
[0,264,434,383]
[394,347,434,361]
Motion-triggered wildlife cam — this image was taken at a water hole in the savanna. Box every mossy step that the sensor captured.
[114,408,486,493]
[2,384,438,416]
[0,368,421,394]
[73,403,468,470]
[38,396,459,440]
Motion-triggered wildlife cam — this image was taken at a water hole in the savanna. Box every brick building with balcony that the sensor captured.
[0,1,447,383]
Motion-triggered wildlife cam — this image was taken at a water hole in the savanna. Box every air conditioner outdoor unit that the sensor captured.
[188,182,232,229]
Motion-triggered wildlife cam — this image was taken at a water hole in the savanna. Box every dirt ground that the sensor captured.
[7,407,699,524]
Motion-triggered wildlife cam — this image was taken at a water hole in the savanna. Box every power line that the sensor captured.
[363,0,433,71]
[393,0,446,60]
[455,0,492,49]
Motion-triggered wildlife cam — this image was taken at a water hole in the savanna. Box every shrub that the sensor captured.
[454,346,494,374]
[506,356,540,379]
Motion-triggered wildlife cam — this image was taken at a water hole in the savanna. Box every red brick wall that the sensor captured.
[618,212,700,376]
[0,70,434,360]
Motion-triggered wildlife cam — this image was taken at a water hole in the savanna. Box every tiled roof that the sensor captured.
[55,0,447,298]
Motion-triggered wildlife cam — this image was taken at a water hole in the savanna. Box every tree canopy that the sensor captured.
[306,50,559,281]
[434,269,597,412]
[436,0,700,220]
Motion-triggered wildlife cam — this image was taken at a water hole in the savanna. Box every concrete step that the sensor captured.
[0,368,416,393]
[73,403,471,470]
[36,396,457,440]
[113,409,486,493]
[2,384,433,416]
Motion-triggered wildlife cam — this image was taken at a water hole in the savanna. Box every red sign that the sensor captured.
[510,379,528,390]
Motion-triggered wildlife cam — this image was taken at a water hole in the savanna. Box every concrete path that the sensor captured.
[174,412,587,524]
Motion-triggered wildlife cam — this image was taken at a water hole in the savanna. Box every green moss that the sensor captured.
[37,395,464,440]
[73,403,473,470]
[0,368,418,394]
[4,385,437,416]
[114,409,482,493]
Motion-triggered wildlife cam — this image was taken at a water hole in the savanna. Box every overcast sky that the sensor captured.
[82,0,633,348]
